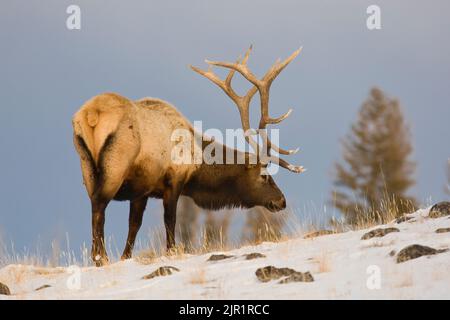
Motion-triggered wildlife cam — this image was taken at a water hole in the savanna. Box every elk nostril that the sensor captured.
[269,198,286,210]
[279,198,286,209]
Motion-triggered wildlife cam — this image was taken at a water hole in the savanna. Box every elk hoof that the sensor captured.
[93,254,109,267]
[120,252,132,261]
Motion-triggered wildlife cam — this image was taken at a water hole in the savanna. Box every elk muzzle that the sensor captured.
[266,196,286,212]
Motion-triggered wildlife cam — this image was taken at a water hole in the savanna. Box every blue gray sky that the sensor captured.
[1,1,449,256]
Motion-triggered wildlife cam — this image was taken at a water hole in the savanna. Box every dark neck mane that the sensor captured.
[182,141,254,211]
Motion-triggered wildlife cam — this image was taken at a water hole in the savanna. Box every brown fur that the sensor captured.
[73,93,286,266]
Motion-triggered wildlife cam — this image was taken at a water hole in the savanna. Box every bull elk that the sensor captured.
[72,46,304,266]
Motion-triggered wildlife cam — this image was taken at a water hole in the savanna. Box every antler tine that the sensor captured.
[205,52,260,88]
[259,47,302,123]
[254,48,302,156]
[268,108,293,124]
[258,124,302,171]
[258,130,303,172]
[191,47,304,173]
[190,65,240,103]
[225,54,242,88]
[277,157,306,173]
[191,46,256,103]
[224,66,236,87]
[242,45,253,65]
[190,50,260,155]
[257,106,298,155]
[258,129,299,156]
[263,47,302,86]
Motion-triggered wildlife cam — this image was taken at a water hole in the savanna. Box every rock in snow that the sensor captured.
[429,201,450,218]
[303,230,336,239]
[207,254,234,262]
[279,272,314,284]
[255,266,314,283]
[244,253,266,260]
[395,215,414,224]
[396,244,448,263]
[0,282,10,296]
[361,227,400,240]
[435,228,450,234]
[142,266,180,280]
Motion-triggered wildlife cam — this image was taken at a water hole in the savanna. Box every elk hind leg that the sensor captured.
[91,132,138,266]
[91,198,109,267]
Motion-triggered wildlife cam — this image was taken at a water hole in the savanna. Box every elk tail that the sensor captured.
[86,110,99,127]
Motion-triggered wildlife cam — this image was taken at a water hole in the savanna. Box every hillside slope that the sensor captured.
[1,207,449,299]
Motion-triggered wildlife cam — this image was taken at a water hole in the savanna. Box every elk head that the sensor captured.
[238,162,287,212]
[190,46,305,212]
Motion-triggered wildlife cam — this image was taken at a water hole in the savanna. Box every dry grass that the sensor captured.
[188,268,207,285]
[12,267,27,284]
[0,197,424,271]
[0,204,334,270]
[133,211,301,264]
[332,194,418,231]
[134,249,158,265]
[165,244,189,259]
[311,251,332,273]
[135,227,234,264]
[32,267,65,276]
[0,265,59,285]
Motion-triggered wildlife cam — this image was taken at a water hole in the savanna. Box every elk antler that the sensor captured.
[190,46,304,173]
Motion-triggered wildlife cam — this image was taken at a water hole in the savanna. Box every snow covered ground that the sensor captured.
[1,207,449,300]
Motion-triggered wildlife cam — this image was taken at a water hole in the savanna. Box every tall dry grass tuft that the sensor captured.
[0,233,113,269]
[312,251,332,273]
[329,191,417,232]
[241,207,287,245]
[134,249,158,265]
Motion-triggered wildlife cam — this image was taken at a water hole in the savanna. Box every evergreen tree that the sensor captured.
[332,88,417,225]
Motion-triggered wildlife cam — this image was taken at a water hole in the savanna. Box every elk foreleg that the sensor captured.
[163,180,184,252]
[121,197,148,260]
